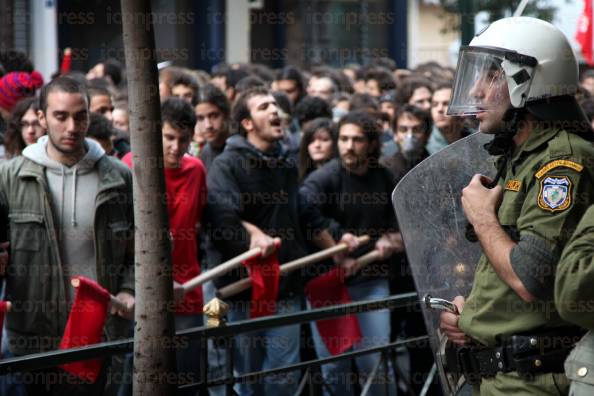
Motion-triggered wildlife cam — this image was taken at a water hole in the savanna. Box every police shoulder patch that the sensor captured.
[537,175,572,212]
[535,160,583,179]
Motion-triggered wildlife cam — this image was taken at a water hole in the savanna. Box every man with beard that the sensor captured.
[0,76,134,395]
[439,17,594,394]
[205,87,310,396]
[299,110,402,396]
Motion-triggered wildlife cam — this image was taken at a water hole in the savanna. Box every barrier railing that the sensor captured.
[0,292,427,395]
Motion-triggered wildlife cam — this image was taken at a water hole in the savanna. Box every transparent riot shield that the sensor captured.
[392,132,496,396]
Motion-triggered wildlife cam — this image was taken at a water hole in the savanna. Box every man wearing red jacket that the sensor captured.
[122,97,207,394]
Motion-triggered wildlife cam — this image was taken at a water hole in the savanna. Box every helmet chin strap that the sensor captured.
[483,106,525,156]
[466,107,523,243]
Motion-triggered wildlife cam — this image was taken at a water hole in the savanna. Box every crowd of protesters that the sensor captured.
[1,48,594,396]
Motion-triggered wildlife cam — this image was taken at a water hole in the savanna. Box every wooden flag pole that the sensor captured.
[216,235,370,299]
[181,238,281,293]
[71,278,128,312]
[349,249,382,274]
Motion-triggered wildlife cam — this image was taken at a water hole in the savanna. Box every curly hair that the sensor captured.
[337,110,382,161]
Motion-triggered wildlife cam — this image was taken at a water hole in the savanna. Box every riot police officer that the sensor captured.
[439,17,594,395]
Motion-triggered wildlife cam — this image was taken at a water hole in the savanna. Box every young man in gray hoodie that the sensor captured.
[0,76,134,395]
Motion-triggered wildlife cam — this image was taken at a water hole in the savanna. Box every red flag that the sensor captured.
[60,48,72,75]
[242,252,280,318]
[577,0,593,65]
[0,301,8,357]
[304,267,362,356]
[59,276,110,383]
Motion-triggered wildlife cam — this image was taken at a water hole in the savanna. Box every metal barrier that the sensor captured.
[0,292,428,395]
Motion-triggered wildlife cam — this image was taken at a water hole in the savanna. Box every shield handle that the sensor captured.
[423,294,460,315]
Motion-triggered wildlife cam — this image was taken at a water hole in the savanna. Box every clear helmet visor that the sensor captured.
[447,49,509,116]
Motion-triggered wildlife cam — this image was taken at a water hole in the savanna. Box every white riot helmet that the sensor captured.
[448,17,579,116]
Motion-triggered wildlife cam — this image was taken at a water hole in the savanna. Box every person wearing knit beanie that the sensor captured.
[0,71,44,114]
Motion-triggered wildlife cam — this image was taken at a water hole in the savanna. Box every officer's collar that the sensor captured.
[512,125,559,162]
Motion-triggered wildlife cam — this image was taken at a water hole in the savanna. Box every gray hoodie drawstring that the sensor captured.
[60,166,66,227]
[71,167,78,227]
[59,166,79,227]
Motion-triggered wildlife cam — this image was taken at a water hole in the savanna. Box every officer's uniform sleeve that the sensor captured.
[564,332,594,395]
[510,161,594,301]
[554,204,594,330]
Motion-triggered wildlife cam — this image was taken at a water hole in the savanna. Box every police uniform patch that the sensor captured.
[537,176,572,212]
[505,180,521,192]
[535,160,583,179]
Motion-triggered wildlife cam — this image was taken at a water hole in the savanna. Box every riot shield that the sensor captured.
[392,132,496,396]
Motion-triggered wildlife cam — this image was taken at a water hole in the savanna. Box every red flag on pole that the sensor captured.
[304,267,362,356]
[59,276,111,383]
[242,252,280,318]
[60,48,72,75]
[577,0,593,65]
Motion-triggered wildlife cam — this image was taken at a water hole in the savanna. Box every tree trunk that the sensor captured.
[120,0,176,395]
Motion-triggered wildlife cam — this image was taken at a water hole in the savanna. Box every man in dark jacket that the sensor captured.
[205,87,311,396]
[299,110,402,395]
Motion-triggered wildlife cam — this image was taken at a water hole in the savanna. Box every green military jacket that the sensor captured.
[0,155,134,356]
[564,332,594,395]
[556,203,594,395]
[555,203,594,330]
[459,127,594,346]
